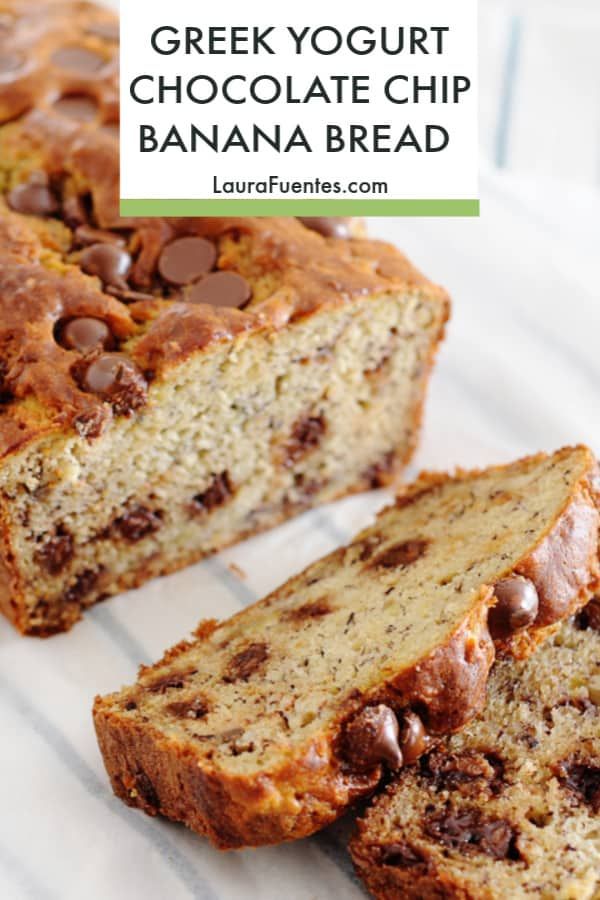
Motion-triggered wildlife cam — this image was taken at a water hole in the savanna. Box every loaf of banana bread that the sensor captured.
[93,447,600,850]
[0,1,448,634]
[350,612,600,900]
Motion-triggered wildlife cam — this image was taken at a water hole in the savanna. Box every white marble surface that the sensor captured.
[1,168,599,900]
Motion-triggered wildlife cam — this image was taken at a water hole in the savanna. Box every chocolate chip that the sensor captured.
[86,21,120,42]
[77,353,147,415]
[80,243,131,289]
[284,415,326,467]
[223,642,269,683]
[558,759,600,813]
[64,568,99,606]
[298,217,352,239]
[57,317,114,353]
[101,122,119,139]
[489,576,539,640]
[191,472,233,513]
[577,598,600,632]
[343,705,403,771]
[283,599,333,623]
[51,46,105,74]
[74,225,127,248]
[399,711,429,765]
[146,671,194,694]
[115,505,161,542]
[167,697,209,720]
[0,52,23,74]
[380,843,425,868]
[158,236,217,286]
[36,527,74,575]
[186,271,251,308]
[371,539,429,569]
[53,94,99,122]
[133,772,160,810]
[7,177,58,217]
[424,808,519,860]
[424,750,505,796]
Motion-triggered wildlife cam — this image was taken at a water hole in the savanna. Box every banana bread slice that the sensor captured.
[93,446,600,850]
[350,612,600,900]
[0,2,448,636]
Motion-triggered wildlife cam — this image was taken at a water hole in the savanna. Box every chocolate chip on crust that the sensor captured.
[399,711,430,765]
[343,705,403,771]
[7,174,59,217]
[223,642,269,683]
[75,353,148,415]
[489,576,539,640]
[158,236,217,286]
[57,317,115,354]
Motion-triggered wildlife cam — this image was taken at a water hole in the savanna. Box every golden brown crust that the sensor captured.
[0,2,449,461]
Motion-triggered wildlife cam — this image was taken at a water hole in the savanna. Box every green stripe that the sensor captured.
[120,199,480,217]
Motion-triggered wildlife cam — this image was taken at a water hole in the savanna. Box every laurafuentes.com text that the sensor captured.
[212,175,388,196]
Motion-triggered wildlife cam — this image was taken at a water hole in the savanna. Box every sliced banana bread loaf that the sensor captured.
[0,2,448,635]
[351,613,600,900]
[93,446,600,850]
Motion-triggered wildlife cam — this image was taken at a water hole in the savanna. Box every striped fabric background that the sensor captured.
[2,3,599,899]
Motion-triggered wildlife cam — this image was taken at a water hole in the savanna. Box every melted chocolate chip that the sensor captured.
[284,415,326,467]
[371,539,429,569]
[167,697,209,720]
[223,642,269,683]
[115,505,162,543]
[489,576,539,640]
[36,528,74,575]
[77,353,147,415]
[57,317,114,353]
[424,750,505,797]
[343,705,403,771]
[424,808,519,860]
[186,271,251,308]
[558,759,600,813]
[299,217,352,239]
[63,568,99,606]
[380,843,426,868]
[133,772,160,810]
[399,711,429,765]
[146,670,195,694]
[80,243,131,289]
[53,94,99,122]
[74,225,127,248]
[7,177,58,217]
[191,472,233,513]
[51,46,105,74]
[0,52,23,74]
[576,599,600,632]
[283,599,333,623]
[158,236,217,286]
